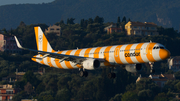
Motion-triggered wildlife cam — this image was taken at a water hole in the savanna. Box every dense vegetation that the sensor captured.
[0,0,180,30]
[1,16,180,101]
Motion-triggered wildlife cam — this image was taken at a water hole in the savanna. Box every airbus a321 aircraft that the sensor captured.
[14,26,170,78]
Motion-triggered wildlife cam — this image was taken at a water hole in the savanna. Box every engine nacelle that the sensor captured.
[125,64,142,73]
[82,59,100,70]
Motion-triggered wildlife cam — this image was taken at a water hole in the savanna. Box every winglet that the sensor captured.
[14,36,24,49]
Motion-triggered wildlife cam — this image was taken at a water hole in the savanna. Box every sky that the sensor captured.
[0,0,55,6]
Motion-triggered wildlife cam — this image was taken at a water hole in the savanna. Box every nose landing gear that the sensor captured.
[149,62,155,74]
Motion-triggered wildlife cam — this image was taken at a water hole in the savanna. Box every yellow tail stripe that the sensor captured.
[65,50,74,69]
[146,43,156,62]
[55,51,63,69]
[34,27,39,50]
[43,34,48,51]
[114,45,123,64]
[75,49,83,68]
[125,44,134,64]
[84,48,92,57]
[104,46,112,66]
[94,47,102,58]
[135,43,145,63]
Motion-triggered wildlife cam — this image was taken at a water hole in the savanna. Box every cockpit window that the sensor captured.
[153,46,164,49]
[160,46,164,49]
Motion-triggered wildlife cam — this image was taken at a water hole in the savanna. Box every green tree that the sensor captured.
[67,18,75,24]
[36,82,45,94]
[12,93,23,101]
[109,93,122,101]
[60,20,64,25]
[94,16,104,24]
[117,16,121,24]
[136,79,160,95]
[55,89,71,101]
[24,82,34,95]
[122,16,126,23]
[88,18,94,24]
[23,70,40,88]
[38,90,54,101]
[154,93,169,101]
[175,71,180,80]
[138,89,154,101]
[43,95,54,101]
[163,80,180,93]
[121,91,138,101]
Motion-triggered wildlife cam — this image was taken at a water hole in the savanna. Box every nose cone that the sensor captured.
[159,49,170,60]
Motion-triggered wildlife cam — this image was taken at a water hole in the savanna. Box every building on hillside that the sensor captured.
[125,21,159,36]
[168,56,180,72]
[136,74,175,88]
[0,84,19,100]
[45,25,62,36]
[0,34,22,54]
[2,75,16,83]
[104,24,123,34]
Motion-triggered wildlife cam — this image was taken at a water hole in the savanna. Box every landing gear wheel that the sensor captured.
[108,73,116,79]
[79,71,84,77]
[79,71,88,77]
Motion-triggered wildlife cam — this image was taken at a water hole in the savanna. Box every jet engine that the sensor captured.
[82,59,100,70]
[125,64,142,73]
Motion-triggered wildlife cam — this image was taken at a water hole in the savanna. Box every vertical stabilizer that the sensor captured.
[34,26,54,52]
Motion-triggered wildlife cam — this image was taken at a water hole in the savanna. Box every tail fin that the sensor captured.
[34,26,55,52]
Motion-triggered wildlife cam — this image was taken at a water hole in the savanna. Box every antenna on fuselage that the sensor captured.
[150,40,152,43]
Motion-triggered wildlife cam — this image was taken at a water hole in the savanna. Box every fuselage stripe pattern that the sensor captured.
[33,42,170,69]
[84,48,92,58]
[104,46,113,66]
[75,49,83,68]
[135,43,145,63]
[94,47,102,59]
[146,43,156,62]
[65,50,74,69]
[124,44,134,64]
[114,45,123,64]
[55,51,64,69]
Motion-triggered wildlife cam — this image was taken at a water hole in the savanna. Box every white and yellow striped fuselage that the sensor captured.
[32,42,170,69]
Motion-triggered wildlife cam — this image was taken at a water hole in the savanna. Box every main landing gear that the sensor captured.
[79,67,117,79]
[79,69,88,77]
[149,62,155,74]
[108,67,116,79]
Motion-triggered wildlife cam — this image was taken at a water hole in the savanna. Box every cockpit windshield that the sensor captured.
[153,46,164,49]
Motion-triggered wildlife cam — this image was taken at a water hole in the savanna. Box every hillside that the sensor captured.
[0,0,180,30]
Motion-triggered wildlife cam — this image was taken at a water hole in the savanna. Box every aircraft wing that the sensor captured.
[14,36,104,63]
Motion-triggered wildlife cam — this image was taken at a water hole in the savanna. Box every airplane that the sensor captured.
[14,26,171,78]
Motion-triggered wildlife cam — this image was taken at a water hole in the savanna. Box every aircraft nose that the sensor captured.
[159,49,170,60]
